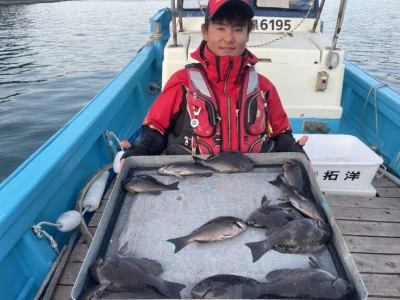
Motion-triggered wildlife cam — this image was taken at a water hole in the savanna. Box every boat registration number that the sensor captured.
[253,19,292,31]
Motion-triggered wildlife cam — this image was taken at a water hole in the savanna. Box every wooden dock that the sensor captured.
[51,175,400,299]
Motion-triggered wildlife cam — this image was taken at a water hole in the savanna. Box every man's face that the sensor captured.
[202,21,250,57]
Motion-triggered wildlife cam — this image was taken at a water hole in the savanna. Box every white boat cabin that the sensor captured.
[162,0,345,120]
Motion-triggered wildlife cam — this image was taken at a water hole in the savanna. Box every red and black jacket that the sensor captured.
[123,41,305,157]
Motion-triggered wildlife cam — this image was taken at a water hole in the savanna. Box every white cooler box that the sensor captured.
[294,134,383,196]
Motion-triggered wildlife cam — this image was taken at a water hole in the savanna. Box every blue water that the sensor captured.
[0,0,399,183]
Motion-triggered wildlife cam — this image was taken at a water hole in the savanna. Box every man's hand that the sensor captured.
[120,140,131,149]
[297,135,308,146]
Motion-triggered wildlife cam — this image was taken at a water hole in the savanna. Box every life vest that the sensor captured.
[185,64,268,154]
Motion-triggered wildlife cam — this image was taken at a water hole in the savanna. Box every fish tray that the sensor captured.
[72,153,367,299]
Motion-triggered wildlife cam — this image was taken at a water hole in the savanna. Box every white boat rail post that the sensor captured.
[311,0,325,33]
[327,0,348,69]
[171,0,178,46]
[177,0,183,32]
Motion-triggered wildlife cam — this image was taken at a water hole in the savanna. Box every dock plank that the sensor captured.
[68,243,89,263]
[371,176,399,188]
[343,236,400,254]
[52,285,73,300]
[330,206,400,222]
[334,220,400,237]
[325,195,400,209]
[375,186,400,198]
[58,262,82,286]
[353,253,400,274]
[361,273,400,298]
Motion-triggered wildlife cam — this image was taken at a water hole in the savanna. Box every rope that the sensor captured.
[360,83,390,164]
[248,1,314,48]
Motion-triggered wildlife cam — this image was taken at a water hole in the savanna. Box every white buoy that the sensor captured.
[83,170,110,212]
[56,210,82,232]
[113,151,125,173]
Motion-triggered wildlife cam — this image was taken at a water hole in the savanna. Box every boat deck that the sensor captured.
[51,175,400,300]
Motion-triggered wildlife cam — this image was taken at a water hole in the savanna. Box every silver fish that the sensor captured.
[191,274,268,299]
[245,218,331,262]
[167,216,247,253]
[192,151,254,173]
[157,163,213,178]
[89,255,186,299]
[269,175,325,222]
[246,195,304,228]
[263,257,354,299]
[283,159,313,198]
[123,175,179,195]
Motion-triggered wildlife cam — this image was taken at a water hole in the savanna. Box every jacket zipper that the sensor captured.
[247,91,263,121]
[224,60,233,150]
[189,92,217,124]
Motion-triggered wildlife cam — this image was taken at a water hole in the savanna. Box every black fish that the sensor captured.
[246,195,304,228]
[283,159,313,198]
[123,174,179,195]
[193,151,254,173]
[245,219,331,262]
[269,175,324,222]
[191,274,268,299]
[262,257,354,299]
[81,285,167,299]
[167,216,247,253]
[89,255,186,298]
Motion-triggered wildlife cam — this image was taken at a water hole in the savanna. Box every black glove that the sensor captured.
[121,144,150,159]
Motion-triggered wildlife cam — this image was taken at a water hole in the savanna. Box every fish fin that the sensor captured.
[123,168,136,183]
[201,172,214,177]
[308,256,321,269]
[245,241,270,263]
[175,173,184,179]
[261,195,271,207]
[140,175,162,184]
[167,181,180,190]
[132,257,163,276]
[157,280,186,299]
[268,176,283,187]
[192,156,204,165]
[265,269,293,282]
[148,191,162,195]
[167,237,188,254]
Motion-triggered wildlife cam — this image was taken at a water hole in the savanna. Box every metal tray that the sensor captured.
[72,153,367,299]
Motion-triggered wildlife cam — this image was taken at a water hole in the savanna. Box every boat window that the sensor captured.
[182,0,208,10]
[256,0,315,11]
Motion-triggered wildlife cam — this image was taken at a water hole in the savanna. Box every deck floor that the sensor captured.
[52,176,400,300]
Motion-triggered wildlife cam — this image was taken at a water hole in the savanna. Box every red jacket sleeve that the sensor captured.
[258,74,292,138]
[143,69,189,133]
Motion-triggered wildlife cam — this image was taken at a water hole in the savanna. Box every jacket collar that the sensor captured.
[190,41,259,86]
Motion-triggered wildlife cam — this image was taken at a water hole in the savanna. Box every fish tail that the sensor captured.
[167,181,180,190]
[192,156,204,165]
[167,237,188,253]
[158,280,186,299]
[268,176,282,187]
[245,240,270,263]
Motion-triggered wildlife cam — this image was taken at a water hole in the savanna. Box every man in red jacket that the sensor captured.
[120,0,308,166]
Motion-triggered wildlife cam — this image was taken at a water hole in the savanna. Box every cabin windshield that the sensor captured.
[257,0,315,11]
[183,0,318,11]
